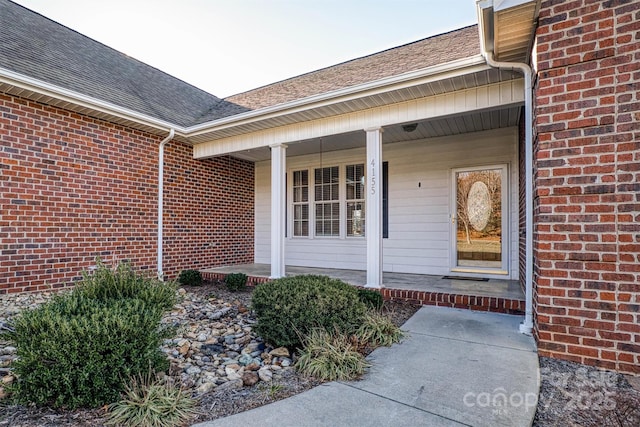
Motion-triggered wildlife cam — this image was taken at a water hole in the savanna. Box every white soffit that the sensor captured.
[193,78,524,159]
[482,0,540,63]
[0,75,182,140]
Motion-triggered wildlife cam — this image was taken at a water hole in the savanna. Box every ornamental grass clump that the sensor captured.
[356,310,405,348]
[4,261,177,408]
[106,372,198,427]
[295,328,370,381]
[251,275,367,349]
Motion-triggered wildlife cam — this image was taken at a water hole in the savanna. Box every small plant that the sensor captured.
[258,382,284,400]
[252,275,367,349]
[267,383,284,398]
[356,311,405,348]
[225,272,248,292]
[295,328,370,381]
[178,269,202,287]
[357,288,384,310]
[106,372,198,427]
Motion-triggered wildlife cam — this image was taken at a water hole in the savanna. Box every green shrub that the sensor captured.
[5,262,177,408]
[225,272,248,292]
[295,328,370,381]
[77,261,177,311]
[357,288,384,310]
[106,373,198,427]
[251,275,366,349]
[356,311,405,348]
[178,269,202,287]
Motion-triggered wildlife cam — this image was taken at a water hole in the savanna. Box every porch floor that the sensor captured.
[201,264,525,315]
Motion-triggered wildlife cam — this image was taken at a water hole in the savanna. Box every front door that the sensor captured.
[452,165,508,274]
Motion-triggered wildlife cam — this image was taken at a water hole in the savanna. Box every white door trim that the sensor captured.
[449,163,509,276]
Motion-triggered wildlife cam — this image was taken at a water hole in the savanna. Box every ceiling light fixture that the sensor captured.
[402,123,418,132]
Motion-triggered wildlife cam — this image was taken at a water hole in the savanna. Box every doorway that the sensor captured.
[451,165,508,274]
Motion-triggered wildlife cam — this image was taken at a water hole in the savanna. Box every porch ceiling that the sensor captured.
[231,105,521,162]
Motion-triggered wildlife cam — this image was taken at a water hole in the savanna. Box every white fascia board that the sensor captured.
[1,55,491,142]
[479,0,536,12]
[0,67,185,135]
[193,79,524,159]
[493,0,537,12]
[184,55,489,138]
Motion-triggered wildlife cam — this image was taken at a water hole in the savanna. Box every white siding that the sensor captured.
[254,127,520,279]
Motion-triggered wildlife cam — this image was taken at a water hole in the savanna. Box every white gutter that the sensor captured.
[477,0,534,335]
[157,129,175,280]
[0,67,187,135]
[2,56,490,142]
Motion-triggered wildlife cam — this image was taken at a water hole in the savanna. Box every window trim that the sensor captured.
[287,161,388,240]
[291,170,309,238]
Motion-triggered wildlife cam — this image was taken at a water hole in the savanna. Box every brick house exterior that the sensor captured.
[0,94,254,293]
[1,0,638,375]
[533,0,640,373]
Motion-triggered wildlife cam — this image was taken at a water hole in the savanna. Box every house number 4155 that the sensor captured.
[370,159,376,195]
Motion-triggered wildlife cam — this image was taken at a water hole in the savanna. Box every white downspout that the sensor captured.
[477,7,534,335]
[157,129,175,280]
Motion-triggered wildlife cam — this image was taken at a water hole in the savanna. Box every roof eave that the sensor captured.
[477,0,540,63]
[0,67,187,137]
[185,54,489,140]
[1,54,500,145]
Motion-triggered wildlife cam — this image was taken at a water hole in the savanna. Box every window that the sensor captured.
[292,170,309,236]
[346,163,365,236]
[315,166,339,236]
[290,162,385,239]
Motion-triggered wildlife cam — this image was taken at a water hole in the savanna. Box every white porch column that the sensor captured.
[270,143,287,278]
[365,127,383,288]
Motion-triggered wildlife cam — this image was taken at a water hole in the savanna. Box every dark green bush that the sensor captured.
[225,272,248,292]
[357,288,384,310]
[251,275,366,349]
[5,262,177,408]
[178,269,202,287]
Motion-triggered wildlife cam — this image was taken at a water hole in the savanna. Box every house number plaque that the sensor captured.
[370,158,376,195]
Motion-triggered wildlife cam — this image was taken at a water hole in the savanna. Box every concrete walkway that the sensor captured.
[193,306,539,427]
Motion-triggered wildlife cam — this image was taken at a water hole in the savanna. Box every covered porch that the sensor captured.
[190,12,539,329]
[202,263,525,315]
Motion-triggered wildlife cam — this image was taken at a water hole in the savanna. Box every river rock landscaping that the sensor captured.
[1,281,638,426]
[0,280,417,426]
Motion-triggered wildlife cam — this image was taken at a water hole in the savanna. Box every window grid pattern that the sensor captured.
[346,163,365,237]
[292,170,309,236]
[314,166,339,236]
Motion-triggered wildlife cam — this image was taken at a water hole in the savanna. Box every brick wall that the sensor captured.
[533,0,640,374]
[0,94,254,294]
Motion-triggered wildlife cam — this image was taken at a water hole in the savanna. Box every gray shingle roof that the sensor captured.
[0,0,248,127]
[225,25,480,110]
[1,0,480,128]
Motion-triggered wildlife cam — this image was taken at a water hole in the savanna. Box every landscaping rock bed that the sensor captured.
[0,281,417,426]
[3,282,636,426]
